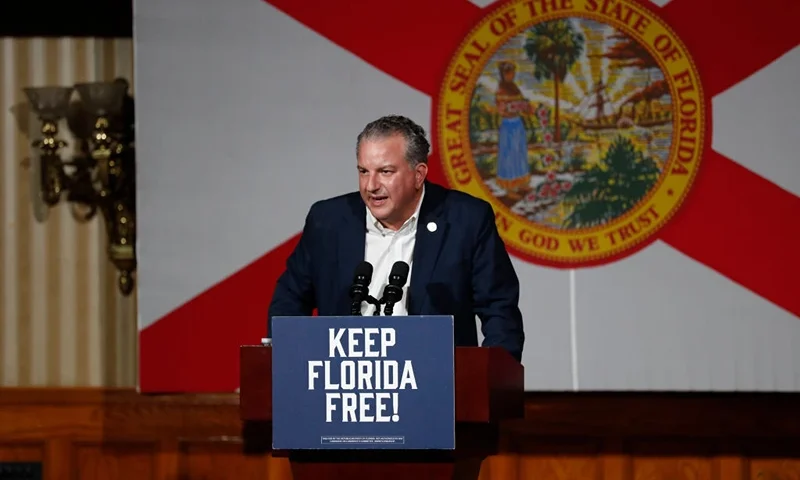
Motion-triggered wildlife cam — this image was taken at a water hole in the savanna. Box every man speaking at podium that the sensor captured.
[268,115,525,362]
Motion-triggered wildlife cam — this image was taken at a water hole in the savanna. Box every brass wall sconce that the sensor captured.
[24,79,136,296]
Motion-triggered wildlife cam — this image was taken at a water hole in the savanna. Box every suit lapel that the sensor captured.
[335,194,367,313]
[409,183,448,314]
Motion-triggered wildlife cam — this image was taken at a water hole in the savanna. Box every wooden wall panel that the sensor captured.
[73,443,157,480]
[0,443,43,463]
[179,441,281,479]
[515,440,601,480]
[1,388,800,480]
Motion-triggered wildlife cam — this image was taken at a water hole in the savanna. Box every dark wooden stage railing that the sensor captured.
[1,388,799,479]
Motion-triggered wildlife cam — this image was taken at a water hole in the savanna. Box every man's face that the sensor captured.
[357,134,427,231]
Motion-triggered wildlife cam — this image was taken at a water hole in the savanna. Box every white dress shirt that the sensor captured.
[362,187,425,316]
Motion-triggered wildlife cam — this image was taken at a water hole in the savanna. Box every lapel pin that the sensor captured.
[427,222,437,233]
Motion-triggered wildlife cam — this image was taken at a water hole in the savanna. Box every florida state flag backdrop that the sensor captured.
[133,0,800,393]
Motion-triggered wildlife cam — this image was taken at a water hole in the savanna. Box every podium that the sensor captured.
[239,316,524,480]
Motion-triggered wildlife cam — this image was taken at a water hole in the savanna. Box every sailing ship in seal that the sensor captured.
[572,72,672,132]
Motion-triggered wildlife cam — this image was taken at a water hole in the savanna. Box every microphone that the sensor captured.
[381,261,410,316]
[349,261,373,315]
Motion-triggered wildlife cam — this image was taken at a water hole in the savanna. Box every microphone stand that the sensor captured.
[350,299,363,315]
[378,284,403,316]
[382,298,397,316]
[352,294,383,316]
[366,295,382,316]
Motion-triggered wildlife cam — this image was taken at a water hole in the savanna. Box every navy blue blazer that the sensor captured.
[267,181,525,362]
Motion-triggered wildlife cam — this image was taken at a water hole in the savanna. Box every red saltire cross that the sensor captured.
[136,0,800,392]
[264,0,800,318]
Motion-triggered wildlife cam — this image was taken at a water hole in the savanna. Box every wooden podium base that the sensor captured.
[241,345,524,480]
[287,450,484,480]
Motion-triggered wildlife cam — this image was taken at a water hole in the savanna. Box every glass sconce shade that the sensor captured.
[23,86,75,121]
[74,81,127,117]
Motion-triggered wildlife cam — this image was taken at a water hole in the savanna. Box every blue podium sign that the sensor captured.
[271,315,455,450]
